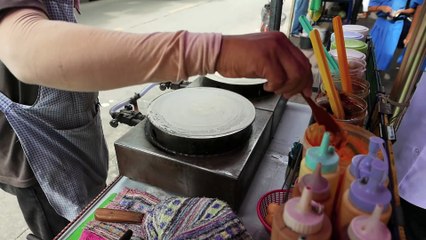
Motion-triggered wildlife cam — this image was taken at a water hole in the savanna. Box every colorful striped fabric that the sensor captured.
[83,188,160,240]
[141,197,252,240]
[83,188,252,239]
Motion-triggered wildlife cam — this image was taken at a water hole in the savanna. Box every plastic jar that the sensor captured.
[331,39,368,55]
[342,25,369,41]
[347,57,367,69]
[330,31,364,42]
[329,49,366,62]
[348,59,367,79]
[331,55,367,79]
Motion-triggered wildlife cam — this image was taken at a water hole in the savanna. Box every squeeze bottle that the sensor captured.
[298,132,340,205]
[347,205,391,240]
[271,187,332,240]
[337,136,389,210]
[336,159,392,240]
[292,163,333,218]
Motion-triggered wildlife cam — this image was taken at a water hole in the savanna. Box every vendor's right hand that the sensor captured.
[215,32,313,99]
[404,33,413,46]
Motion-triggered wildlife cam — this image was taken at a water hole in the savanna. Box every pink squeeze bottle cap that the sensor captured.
[350,137,388,183]
[348,205,391,240]
[283,187,325,235]
[349,160,392,213]
[298,163,331,201]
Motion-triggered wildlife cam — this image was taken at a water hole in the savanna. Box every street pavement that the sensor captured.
[0,0,294,239]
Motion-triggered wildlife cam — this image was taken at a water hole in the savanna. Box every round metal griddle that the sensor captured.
[202,73,270,98]
[146,87,256,156]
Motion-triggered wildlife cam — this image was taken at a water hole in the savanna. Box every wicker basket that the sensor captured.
[256,188,293,233]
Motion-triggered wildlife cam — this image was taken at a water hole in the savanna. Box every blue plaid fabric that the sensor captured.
[0,0,108,220]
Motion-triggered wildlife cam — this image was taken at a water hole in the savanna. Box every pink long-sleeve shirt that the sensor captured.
[0,0,221,187]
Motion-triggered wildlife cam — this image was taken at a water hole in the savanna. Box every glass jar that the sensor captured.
[348,58,366,79]
[347,57,367,69]
[319,75,370,100]
[332,56,367,79]
[315,92,368,127]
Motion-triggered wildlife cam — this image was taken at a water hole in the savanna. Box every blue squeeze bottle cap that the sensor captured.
[349,137,388,183]
[349,160,392,213]
[305,132,339,174]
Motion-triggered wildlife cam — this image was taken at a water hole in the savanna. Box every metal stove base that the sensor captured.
[115,108,273,210]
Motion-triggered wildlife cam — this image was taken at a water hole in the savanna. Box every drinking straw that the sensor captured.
[309,29,345,119]
[332,16,352,93]
[299,15,339,75]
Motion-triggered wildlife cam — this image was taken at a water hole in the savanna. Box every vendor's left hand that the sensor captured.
[404,32,413,46]
[391,10,402,17]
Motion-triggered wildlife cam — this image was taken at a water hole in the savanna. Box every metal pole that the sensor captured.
[389,5,426,129]
[286,0,296,35]
[269,0,283,31]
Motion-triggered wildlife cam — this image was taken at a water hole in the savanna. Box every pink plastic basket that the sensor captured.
[256,188,293,233]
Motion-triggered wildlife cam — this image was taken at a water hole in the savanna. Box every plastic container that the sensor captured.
[342,25,369,40]
[348,59,367,79]
[328,57,367,80]
[348,205,392,240]
[336,136,389,213]
[315,93,368,127]
[331,39,368,55]
[347,57,367,69]
[271,187,332,240]
[298,133,340,206]
[331,57,367,79]
[335,160,392,240]
[330,49,367,62]
[303,122,374,170]
[330,31,364,42]
[292,163,334,218]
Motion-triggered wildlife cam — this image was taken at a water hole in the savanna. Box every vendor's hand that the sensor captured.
[404,32,413,46]
[391,9,402,18]
[216,32,313,99]
[379,6,393,14]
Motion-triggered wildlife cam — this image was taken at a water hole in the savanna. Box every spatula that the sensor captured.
[310,29,345,120]
[333,16,352,93]
[302,93,346,149]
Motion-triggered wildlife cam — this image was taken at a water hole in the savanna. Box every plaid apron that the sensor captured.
[0,0,108,220]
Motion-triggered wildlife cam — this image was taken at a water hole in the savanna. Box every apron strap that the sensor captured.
[0,92,14,112]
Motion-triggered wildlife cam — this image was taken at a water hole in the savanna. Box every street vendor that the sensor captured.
[0,0,313,239]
